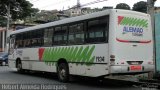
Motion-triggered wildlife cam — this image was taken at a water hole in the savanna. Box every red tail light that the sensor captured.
[121,62,124,64]
[110,55,115,58]
[110,55,115,65]
[148,61,153,65]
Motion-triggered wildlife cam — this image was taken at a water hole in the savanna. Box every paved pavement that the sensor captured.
[0,66,144,90]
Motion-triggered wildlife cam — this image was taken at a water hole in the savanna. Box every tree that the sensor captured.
[115,3,130,10]
[0,16,7,27]
[132,1,147,13]
[0,0,39,21]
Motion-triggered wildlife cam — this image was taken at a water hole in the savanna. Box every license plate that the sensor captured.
[130,65,142,71]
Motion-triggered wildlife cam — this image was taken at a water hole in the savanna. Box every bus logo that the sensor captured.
[118,16,148,28]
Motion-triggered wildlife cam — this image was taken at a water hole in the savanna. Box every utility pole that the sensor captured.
[147,0,156,78]
[147,0,155,30]
[2,29,5,52]
[77,0,81,8]
[5,3,11,53]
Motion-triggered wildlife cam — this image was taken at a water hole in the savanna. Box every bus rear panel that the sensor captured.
[109,10,154,74]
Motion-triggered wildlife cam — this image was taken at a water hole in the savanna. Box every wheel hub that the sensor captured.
[60,69,66,79]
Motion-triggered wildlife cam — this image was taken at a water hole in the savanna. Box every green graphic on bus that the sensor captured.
[39,45,95,66]
[118,16,148,28]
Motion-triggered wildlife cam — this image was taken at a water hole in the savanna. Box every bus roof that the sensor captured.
[10,9,149,35]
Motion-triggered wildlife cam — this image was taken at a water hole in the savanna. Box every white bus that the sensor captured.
[8,9,154,82]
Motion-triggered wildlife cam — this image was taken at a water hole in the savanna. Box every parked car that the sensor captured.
[0,52,8,66]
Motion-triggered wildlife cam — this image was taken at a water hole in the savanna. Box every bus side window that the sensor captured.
[9,35,15,54]
[15,41,19,48]
[29,29,44,47]
[68,23,84,45]
[68,24,75,44]
[86,16,109,43]
[75,23,84,44]
[44,28,53,46]
[53,26,67,45]
[15,33,23,48]
[19,40,23,48]
[38,29,44,46]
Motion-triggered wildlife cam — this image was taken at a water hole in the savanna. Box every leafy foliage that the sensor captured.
[115,3,130,10]
[132,1,147,13]
[0,0,39,20]
[0,16,7,27]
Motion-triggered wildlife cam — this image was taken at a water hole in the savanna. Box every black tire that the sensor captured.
[57,63,69,82]
[17,61,23,73]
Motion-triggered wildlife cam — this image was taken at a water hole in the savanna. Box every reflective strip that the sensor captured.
[116,38,151,44]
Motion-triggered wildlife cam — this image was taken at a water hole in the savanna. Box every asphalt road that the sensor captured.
[0,66,143,90]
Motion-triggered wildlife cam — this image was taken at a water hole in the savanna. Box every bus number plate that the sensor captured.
[130,65,142,71]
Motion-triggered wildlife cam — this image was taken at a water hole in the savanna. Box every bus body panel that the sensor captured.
[9,44,109,77]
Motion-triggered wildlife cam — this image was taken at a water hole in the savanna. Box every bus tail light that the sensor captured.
[110,55,115,65]
[148,61,153,65]
[110,55,115,59]
[121,62,124,64]
[110,59,115,61]
[110,55,115,61]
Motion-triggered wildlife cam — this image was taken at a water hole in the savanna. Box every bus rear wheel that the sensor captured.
[57,63,69,82]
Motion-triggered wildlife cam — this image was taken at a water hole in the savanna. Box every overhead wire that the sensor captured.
[28,0,109,23]
[81,0,108,7]
[29,0,108,10]
[32,0,40,3]
[40,0,71,10]
[69,0,108,9]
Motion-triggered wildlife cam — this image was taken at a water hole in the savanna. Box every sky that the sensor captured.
[27,0,160,10]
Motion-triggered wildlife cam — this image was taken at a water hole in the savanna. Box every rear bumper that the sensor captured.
[110,65,154,74]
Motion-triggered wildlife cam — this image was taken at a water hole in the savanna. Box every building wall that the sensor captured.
[155,7,160,13]
[0,26,15,52]
[0,28,6,52]
[0,31,2,52]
